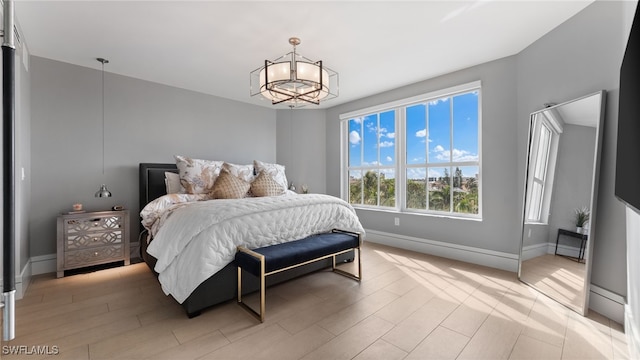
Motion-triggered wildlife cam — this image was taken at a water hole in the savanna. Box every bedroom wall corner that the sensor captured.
[276,109,327,194]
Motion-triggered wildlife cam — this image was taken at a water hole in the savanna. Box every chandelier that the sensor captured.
[250,37,338,107]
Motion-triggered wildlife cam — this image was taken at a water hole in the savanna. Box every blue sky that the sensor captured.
[349,91,479,180]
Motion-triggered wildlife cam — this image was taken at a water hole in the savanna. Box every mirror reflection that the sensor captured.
[519,91,605,315]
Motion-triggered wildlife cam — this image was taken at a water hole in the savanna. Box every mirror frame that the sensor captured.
[518,90,606,316]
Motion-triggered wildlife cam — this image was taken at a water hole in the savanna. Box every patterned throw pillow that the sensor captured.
[222,162,256,183]
[251,171,286,197]
[175,155,224,194]
[211,168,251,199]
[253,160,288,190]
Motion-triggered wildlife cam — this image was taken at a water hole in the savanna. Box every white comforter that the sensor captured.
[145,193,365,303]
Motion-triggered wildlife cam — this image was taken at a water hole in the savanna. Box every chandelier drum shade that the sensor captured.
[250,37,338,107]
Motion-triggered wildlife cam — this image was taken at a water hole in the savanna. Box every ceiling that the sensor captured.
[14,1,595,109]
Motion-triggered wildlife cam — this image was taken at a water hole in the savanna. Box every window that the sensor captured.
[348,111,396,207]
[342,81,481,218]
[525,111,561,224]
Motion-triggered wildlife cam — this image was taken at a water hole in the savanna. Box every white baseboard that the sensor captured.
[366,229,624,322]
[30,253,57,275]
[626,305,640,359]
[522,242,585,261]
[521,243,548,261]
[589,285,625,324]
[364,229,519,272]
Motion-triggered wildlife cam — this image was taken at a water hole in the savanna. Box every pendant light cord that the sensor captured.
[97,58,109,175]
[101,60,105,175]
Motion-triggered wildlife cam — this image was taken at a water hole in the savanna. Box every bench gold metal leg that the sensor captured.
[332,247,362,281]
[237,247,266,322]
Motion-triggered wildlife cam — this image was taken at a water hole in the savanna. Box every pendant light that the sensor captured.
[95,57,112,198]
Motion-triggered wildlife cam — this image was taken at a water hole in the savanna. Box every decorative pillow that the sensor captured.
[253,160,288,191]
[211,168,251,199]
[251,171,286,197]
[175,155,224,194]
[164,172,183,194]
[222,162,256,183]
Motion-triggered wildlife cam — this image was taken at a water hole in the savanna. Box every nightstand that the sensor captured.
[56,210,130,278]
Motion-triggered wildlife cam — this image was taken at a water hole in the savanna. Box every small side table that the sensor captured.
[57,210,130,278]
[555,228,588,262]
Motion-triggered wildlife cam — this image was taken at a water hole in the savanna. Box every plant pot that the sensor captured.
[576,227,583,234]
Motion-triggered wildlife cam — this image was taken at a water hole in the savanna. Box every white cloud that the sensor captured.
[362,161,381,166]
[407,168,426,179]
[352,117,363,124]
[386,156,393,162]
[416,129,427,138]
[387,132,395,139]
[430,145,479,162]
[429,98,449,106]
[428,168,442,178]
[452,149,479,162]
[349,130,361,145]
[379,141,394,148]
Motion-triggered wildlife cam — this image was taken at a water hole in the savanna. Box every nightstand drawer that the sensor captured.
[65,245,124,267]
[65,215,124,234]
[65,230,123,250]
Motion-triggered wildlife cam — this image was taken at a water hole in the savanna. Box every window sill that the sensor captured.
[352,206,482,222]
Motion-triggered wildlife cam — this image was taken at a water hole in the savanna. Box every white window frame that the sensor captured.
[345,111,397,208]
[525,111,561,224]
[340,80,482,219]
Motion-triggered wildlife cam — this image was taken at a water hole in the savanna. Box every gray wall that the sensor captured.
[324,0,632,299]
[548,124,597,243]
[276,109,327,194]
[326,56,520,254]
[30,57,277,257]
[516,1,632,297]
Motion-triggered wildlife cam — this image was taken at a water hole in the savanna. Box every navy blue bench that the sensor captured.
[235,229,362,322]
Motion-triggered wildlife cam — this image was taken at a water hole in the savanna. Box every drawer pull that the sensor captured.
[92,237,98,242]
[94,252,99,257]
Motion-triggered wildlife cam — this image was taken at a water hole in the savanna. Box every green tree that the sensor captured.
[349,178,362,205]
[363,171,378,205]
[407,179,426,209]
[429,185,451,211]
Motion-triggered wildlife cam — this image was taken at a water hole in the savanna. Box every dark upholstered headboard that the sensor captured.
[139,163,177,206]
[139,163,178,230]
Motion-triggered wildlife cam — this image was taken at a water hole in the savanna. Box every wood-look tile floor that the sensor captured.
[521,254,587,313]
[1,242,628,359]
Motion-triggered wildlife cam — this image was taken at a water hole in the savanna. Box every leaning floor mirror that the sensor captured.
[518,90,606,315]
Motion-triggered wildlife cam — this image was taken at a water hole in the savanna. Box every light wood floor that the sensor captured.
[521,254,587,313]
[1,242,628,359]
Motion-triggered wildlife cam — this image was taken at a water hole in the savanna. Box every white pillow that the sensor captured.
[175,155,224,194]
[253,160,288,191]
[164,171,183,194]
[222,162,256,183]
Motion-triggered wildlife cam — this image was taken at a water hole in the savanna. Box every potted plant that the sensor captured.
[574,207,590,234]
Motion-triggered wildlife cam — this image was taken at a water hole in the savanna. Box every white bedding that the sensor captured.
[143,193,365,303]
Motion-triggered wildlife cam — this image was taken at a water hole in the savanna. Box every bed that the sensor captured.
[138,162,365,317]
